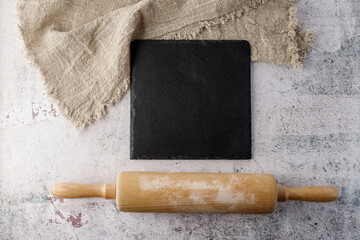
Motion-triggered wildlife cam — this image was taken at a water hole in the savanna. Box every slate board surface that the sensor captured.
[130,40,251,159]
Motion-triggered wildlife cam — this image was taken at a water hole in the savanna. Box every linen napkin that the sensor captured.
[17,0,314,129]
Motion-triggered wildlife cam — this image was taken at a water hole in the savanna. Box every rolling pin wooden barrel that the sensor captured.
[52,172,339,214]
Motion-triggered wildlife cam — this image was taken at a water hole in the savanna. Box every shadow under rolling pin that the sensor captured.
[52,172,339,214]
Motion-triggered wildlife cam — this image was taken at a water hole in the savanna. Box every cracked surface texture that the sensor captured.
[0,0,359,239]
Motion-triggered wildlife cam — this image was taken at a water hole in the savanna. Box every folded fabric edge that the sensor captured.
[158,0,271,41]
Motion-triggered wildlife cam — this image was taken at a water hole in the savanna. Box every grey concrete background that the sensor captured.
[0,0,359,239]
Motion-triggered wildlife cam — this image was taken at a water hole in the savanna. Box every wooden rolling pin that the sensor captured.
[52,172,339,214]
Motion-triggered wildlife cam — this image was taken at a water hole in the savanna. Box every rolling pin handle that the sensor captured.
[277,185,339,202]
[51,183,116,199]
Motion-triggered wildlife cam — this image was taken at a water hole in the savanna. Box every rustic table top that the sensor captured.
[1,0,359,239]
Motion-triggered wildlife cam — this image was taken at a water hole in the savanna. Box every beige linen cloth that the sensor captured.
[18,0,314,129]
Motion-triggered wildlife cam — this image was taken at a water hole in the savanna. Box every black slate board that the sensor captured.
[130,40,251,159]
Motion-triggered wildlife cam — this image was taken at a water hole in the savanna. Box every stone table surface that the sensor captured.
[0,0,359,239]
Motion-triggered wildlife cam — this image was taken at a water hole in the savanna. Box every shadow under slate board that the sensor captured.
[130,40,251,159]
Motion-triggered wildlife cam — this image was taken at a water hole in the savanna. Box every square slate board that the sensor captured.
[130,40,251,159]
